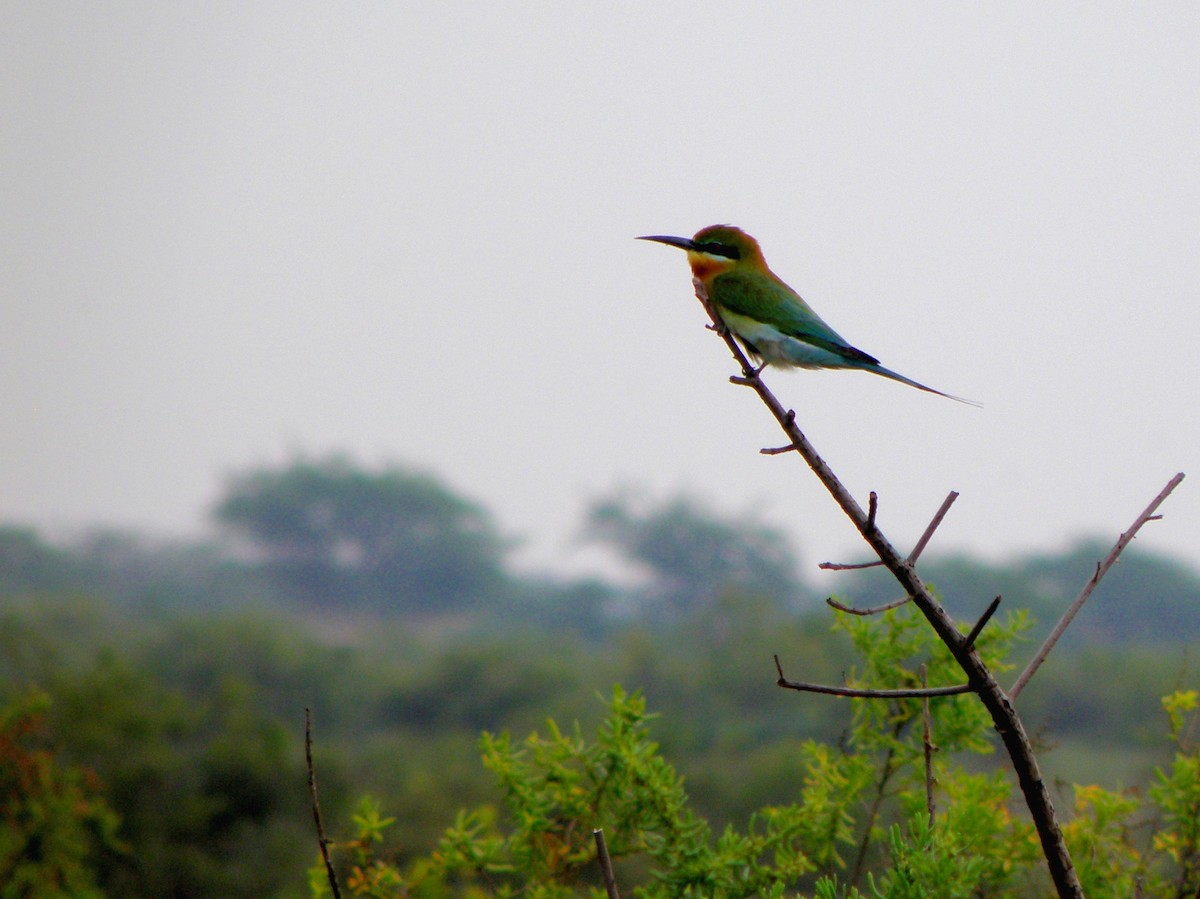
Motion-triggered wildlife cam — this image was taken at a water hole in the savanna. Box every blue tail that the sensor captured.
[866,363,980,406]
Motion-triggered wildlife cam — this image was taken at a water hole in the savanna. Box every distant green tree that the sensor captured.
[585,494,808,617]
[0,527,87,597]
[215,457,510,612]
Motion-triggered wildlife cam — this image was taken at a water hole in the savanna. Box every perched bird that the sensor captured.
[639,225,976,404]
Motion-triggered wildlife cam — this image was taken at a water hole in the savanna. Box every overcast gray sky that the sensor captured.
[3,4,1197,581]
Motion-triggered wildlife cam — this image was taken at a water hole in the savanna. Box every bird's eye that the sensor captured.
[695,241,740,260]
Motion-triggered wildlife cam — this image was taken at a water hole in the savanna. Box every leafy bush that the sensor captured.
[312,606,1200,898]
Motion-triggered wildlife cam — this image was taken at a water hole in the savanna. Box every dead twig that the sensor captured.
[908,491,960,564]
[819,559,885,571]
[1008,472,1185,699]
[306,708,342,899]
[922,664,937,829]
[593,829,620,899]
[963,596,1002,650]
[774,654,970,698]
[825,594,911,616]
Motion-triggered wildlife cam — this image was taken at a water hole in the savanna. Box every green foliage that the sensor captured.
[315,687,868,899]
[316,605,1200,899]
[836,599,1027,759]
[0,691,123,899]
[1148,690,1200,896]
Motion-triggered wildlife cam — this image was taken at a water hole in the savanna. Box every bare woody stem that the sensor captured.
[774,654,970,698]
[593,829,621,899]
[306,708,342,899]
[921,664,937,829]
[691,278,1087,899]
[1008,472,1185,699]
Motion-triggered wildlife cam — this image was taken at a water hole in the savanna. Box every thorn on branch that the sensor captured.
[774,654,970,698]
[761,444,800,455]
[866,491,879,530]
[826,594,912,616]
[963,596,1002,649]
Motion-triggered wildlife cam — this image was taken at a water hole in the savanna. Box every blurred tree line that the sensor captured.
[1,456,1198,897]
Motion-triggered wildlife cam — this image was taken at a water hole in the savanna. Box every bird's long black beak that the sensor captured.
[637,234,696,251]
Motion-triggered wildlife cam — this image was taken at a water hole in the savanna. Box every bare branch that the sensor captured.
[774,654,970,698]
[819,559,884,571]
[1009,472,1185,699]
[306,708,342,899]
[908,491,960,564]
[921,665,937,829]
[593,829,621,899]
[963,596,1002,650]
[825,594,911,616]
[866,491,879,530]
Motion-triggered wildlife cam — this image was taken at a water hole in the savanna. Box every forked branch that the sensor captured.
[820,490,960,572]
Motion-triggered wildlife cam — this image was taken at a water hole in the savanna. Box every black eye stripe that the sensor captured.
[695,241,740,260]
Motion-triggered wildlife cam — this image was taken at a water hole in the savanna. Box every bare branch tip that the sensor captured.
[593,828,622,899]
[777,677,972,699]
[827,594,913,616]
[819,559,884,571]
[907,490,962,564]
[963,595,1002,649]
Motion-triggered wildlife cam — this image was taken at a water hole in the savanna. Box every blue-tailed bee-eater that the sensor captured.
[640,225,976,404]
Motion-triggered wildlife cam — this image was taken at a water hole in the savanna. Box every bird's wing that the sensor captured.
[711,271,880,366]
